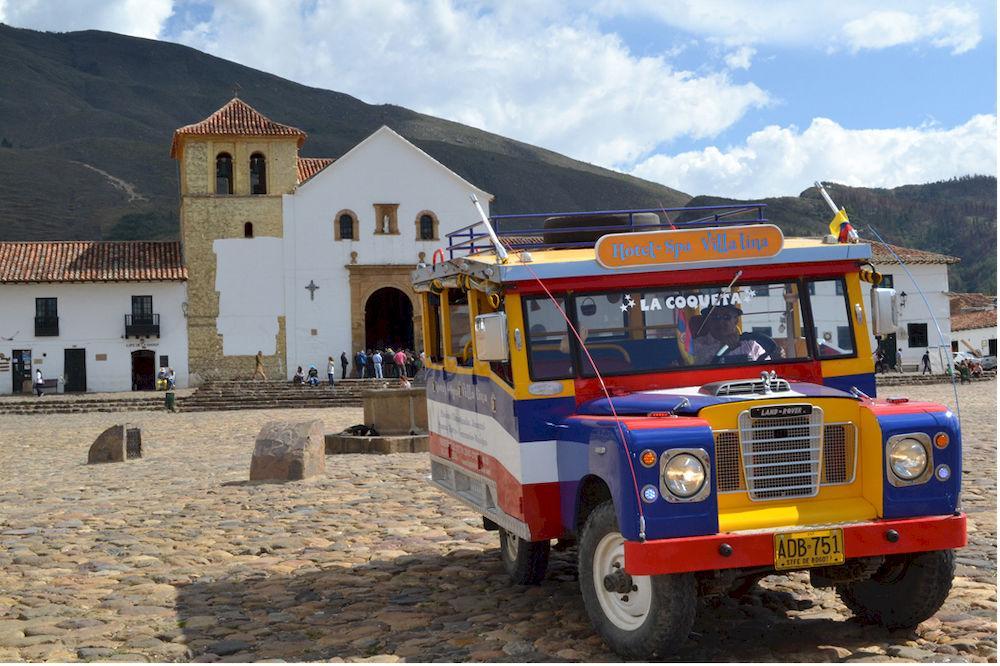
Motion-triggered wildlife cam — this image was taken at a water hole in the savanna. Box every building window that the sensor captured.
[159,355,169,368]
[250,152,267,195]
[244,222,254,238]
[907,322,929,348]
[132,295,153,318]
[34,297,58,336]
[335,210,358,240]
[416,211,438,240]
[881,274,894,288]
[215,153,233,195]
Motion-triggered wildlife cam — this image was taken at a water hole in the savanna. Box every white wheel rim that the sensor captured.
[592,531,652,631]
[503,530,519,560]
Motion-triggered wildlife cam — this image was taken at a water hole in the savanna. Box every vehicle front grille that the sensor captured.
[705,378,791,396]
[715,417,856,498]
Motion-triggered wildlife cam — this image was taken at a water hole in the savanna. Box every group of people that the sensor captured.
[351,348,422,380]
[156,366,177,390]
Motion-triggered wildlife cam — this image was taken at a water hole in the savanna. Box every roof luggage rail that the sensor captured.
[445,203,768,258]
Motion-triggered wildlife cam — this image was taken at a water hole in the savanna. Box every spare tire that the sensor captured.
[542,212,661,244]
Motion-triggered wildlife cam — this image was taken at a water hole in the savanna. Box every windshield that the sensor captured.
[523,278,855,379]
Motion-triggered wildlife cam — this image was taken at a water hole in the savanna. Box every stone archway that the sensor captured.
[347,265,423,354]
[365,287,414,351]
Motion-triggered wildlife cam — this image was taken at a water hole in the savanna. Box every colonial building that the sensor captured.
[0,241,188,394]
[949,292,997,357]
[171,97,492,383]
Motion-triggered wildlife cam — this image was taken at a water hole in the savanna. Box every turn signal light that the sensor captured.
[934,432,950,449]
[640,449,657,467]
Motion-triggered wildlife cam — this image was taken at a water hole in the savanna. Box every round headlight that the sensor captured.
[663,453,706,498]
[889,438,928,480]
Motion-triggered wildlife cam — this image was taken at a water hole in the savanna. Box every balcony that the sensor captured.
[34,316,59,337]
[125,313,160,338]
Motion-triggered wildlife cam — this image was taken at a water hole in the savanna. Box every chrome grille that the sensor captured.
[821,423,855,485]
[738,407,824,500]
[708,378,791,396]
[715,431,742,492]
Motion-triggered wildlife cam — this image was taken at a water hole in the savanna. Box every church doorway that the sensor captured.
[364,287,414,351]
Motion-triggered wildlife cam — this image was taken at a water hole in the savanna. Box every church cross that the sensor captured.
[305,280,319,301]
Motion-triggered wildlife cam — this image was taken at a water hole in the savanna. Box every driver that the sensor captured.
[693,304,766,365]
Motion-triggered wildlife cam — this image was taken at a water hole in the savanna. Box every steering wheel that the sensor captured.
[740,331,780,361]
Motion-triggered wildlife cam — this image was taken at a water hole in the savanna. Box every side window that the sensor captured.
[335,211,358,240]
[244,222,254,238]
[474,291,512,385]
[807,278,856,358]
[250,152,267,195]
[425,293,444,363]
[447,290,473,366]
[417,213,437,240]
[524,296,574,380]
[907,323,929,348]
[215,152,233,195]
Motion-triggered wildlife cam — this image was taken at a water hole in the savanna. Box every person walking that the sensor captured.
[34,368,44,397]
[340,351,349,380]
[372,349,384,379]
[253,350,267,381]
[167,368,176,390]
[921,350,932,375]
[327,356,337,385]
[896,348,904,373]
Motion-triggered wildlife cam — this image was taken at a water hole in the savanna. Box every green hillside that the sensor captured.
[0,23,689,242]
[686,176,997,294]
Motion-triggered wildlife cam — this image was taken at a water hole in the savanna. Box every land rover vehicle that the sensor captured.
[411,205,965,659]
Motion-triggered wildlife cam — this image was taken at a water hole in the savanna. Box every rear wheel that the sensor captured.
[499,527,550,585]
[837,549,955,629]
[578,501,696,659]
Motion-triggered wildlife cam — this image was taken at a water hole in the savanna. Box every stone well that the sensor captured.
[325,388,429,455]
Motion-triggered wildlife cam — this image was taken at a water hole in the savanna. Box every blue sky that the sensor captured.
[1,0,996,198]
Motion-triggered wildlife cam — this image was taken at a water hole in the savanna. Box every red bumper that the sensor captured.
[624,514,967,576]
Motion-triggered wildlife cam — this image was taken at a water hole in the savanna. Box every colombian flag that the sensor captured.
[676,309,694,364]
[828,207,856,243]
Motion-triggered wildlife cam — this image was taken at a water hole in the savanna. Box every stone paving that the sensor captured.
[0,382,994,662]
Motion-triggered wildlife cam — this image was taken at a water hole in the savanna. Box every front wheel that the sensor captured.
[578,502,696,659]
[837,549,955,629]
[499,527,550,585]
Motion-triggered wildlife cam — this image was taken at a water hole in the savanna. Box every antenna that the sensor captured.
[814,181,840,216]
[470,194,509,262]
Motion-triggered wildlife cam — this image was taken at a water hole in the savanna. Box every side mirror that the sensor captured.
[871,288,898,337]
[474,312,509,361]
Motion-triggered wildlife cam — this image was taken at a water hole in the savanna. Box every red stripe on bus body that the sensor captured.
[429,433,565,540]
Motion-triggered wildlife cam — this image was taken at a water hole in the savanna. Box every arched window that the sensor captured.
[244,222,254,238]
[415,211,438,240]
[250,152,267,195]
[335,210,358,241]
[215,153,233,195]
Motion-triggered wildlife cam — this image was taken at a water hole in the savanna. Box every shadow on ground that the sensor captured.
[174,546,911,662]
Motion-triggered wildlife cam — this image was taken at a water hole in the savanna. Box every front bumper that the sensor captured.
[624,513,966,575]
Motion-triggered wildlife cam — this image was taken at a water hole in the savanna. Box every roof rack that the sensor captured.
[445,204,768,259]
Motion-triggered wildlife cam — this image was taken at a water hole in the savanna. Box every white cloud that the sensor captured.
[0,0,173,39]
[631,115,997,198]
[595,0,987,54]
[167,0,769,168]
[724,45,755,70]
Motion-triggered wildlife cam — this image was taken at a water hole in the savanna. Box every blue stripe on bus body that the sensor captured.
[823,372,877,398]
[876,410,961,519]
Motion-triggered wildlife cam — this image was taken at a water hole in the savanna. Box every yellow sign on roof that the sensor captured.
[595,224,784,269]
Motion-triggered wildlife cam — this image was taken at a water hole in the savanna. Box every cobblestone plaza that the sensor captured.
[0,382,995,662]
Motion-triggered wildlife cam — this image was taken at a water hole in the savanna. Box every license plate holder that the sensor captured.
[773,528,845,570]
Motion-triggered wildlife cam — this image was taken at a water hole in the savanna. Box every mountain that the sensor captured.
[0,23,689,242]
[0,25,995,293]
[684,176,997,294]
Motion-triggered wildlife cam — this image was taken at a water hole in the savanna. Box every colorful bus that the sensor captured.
[411,205,965,658]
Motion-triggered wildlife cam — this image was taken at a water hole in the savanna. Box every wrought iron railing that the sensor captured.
[125,313,160,338]
[34,316,59,337]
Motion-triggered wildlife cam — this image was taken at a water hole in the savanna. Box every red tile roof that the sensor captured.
[171,97,306,157]
[0,242,187,283]
[952,309,997,332]
[297,157,334,184]
[870,242,960,265]
[949,292,997,316]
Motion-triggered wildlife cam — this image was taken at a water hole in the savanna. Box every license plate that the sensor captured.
[773,529,845,570]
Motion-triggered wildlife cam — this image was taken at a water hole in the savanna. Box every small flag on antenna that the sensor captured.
[828,207,858,243]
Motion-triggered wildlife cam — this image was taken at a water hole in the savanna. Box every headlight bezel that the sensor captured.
[885,433,933,486]
[658,448,711,503]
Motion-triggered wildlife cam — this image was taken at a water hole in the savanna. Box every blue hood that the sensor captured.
[578,381,856,417]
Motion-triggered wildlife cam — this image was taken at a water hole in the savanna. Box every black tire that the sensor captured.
[499,527,550,585]
[837,549,955,629]
[578,501,696,659]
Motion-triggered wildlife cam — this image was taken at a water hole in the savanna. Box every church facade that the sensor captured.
[172,98,492,382]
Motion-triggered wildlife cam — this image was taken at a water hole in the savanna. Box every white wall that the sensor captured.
[214,237,284,356]
[865,263,952,371]
[952,325,998,356]
[279,127,492,377]
[0,281,188,394]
